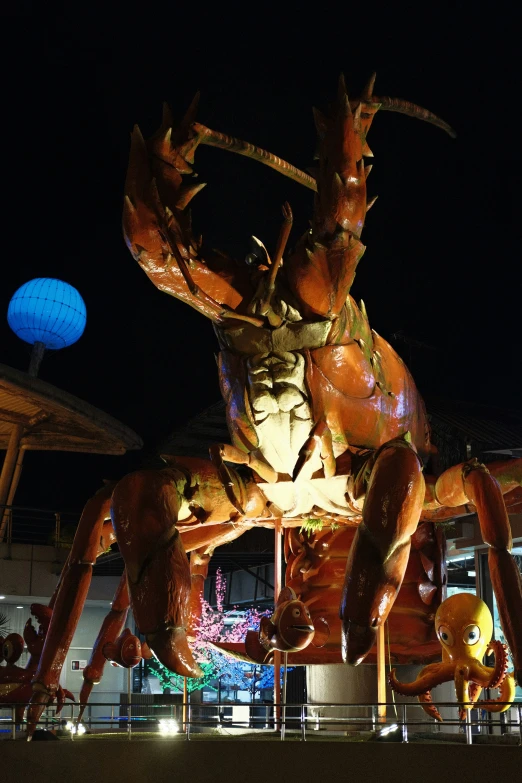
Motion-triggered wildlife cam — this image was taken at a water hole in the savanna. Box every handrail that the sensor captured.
[1,700,521,745]
[0,504,80,548]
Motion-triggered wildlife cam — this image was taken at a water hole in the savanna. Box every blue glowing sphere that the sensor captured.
[7,278,87,349]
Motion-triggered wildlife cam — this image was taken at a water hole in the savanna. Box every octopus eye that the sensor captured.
[463,624,481,645]
[292,608,301,618]
[438,625,454,646]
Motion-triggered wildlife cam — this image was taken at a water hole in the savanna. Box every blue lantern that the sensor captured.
[7,278,87,350]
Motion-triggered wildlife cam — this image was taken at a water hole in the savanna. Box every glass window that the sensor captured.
[447,553,477,597]
[480,546,522,702]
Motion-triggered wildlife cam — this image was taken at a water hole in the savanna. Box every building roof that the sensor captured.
[0,362,142,455]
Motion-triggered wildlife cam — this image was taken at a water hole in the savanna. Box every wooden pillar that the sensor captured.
[0,424,25,540]
[0,341,45,540]
[376,623,386,722]
[273,519,282,730]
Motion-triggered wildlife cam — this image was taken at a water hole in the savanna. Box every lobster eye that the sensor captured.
[463,625,481,645]
[292,608,301,618]
[437,625,454,646]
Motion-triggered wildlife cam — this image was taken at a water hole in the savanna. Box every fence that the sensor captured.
[2,700,522,744]
[0,504,79,550]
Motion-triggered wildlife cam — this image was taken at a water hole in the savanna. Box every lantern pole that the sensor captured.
[28,341,46,378]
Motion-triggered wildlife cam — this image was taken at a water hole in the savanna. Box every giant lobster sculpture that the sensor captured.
[18,74,522,733]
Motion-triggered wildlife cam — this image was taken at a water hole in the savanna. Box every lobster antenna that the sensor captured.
[371,95,456,138]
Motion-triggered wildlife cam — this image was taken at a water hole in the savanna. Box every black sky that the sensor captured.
[1,2,522,512]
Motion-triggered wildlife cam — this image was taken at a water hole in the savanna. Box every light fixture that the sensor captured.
[65,721,86,736]
[467,570,476,578]
[158,718,179,736]
[8,278,87,350]
[0,596,5,600]
[16,606,23,609]
[379,723,399,737]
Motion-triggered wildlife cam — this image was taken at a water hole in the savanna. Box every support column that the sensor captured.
[273,519,282,730]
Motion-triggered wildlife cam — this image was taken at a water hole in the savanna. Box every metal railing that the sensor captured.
[2,700,522,744]
[0,504,79,551]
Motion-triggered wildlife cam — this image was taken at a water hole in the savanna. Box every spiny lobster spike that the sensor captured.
[162,101,174,129]
[362,141,374,158]
[353,101,362,131]
[366,195,378,211]
[337,73,352,116]
[180,91,201,133]
[364,164,373,179]
[361,72,377,101]
[312,106,328,139]
[125,125,151,197]
[175,181,207,210]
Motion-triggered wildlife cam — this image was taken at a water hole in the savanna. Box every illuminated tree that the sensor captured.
[147,569,277,694]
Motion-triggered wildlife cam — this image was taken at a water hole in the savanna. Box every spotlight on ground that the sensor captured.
[372,723,401,742]
[158,718,179,736]
[65,721,86,736]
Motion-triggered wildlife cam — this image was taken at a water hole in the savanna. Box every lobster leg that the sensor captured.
[340,436,425,664]
[77,572,131,722]
[26,485,114,736]
[435,460,522,686]
[110,468,203,678]
[187,548,212,640]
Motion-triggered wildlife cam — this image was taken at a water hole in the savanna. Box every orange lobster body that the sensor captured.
[18,75,522,734]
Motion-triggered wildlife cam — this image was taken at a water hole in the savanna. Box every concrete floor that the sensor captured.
[3,737,522,783]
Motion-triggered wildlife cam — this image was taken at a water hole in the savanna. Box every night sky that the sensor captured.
[2,2,521,513]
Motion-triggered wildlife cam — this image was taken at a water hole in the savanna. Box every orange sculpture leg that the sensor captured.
[435,460,522,684]
[111,468,204,678]
[77,573,131,721]
[26,485,114,736]
[340,437,425,665]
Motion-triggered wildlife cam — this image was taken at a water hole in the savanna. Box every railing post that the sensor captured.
[518,704,522,746]
[127,667,132,741]
[465,710,472,745]
[11,705,16,740]
[301,704,306,742]
[401,703,408,743]
[187,703,191,741]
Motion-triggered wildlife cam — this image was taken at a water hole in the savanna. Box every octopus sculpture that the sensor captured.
[389,593,516,721]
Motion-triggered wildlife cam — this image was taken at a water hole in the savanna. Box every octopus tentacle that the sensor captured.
[419,690,442,722]
[486,640,509,688]
[388,661,454,697]
[459,682,482,721]
[480,673,516,714]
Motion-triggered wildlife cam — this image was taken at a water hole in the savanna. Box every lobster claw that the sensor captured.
[146,626,203,678]
[55,686,75,716]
